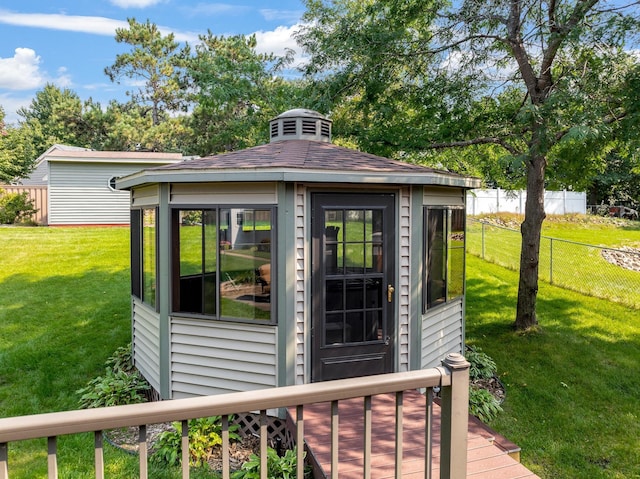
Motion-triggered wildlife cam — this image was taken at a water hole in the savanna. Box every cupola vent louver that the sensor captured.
[269,109,332,143]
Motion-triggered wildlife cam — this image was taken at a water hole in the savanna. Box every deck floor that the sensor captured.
[288,390,539,479]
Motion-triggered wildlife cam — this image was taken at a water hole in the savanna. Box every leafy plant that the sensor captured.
[76,369,149,408]
[76,343,150,408]
[0,189,37,224]
[465,346,497,381]
[469,386,503,423]
[105,343,135,374]
[231,447,310,479]
[153,416,241,468]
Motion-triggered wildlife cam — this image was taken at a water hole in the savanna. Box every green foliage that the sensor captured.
[465,346,497,381]
[153,416,241,468]
[231,447,309,479]
[105,18,190,126]
[468,386,503,423]
[76,369,149,409]
[76,343,150,408]
[0,189,37,224]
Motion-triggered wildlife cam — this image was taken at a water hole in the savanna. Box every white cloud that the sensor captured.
[109,0,164,7]
[253,24,299,58]
[0,48,46,90]
[0,93,31,124]
[184,3,240,16]
[0,10,198,42]
[0,9,129,36]
[260,9,303,24]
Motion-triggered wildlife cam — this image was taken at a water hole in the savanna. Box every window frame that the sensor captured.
[131,206,159,311]
[170,204,277,325]
[423,206,466,312]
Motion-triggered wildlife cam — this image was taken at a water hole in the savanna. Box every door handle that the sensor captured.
[387,284,395,303]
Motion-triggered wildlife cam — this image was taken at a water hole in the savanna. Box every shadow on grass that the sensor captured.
[465,259,640,478]
[0,268,132,417]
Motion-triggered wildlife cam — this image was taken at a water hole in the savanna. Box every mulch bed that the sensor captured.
[104,424,261,471]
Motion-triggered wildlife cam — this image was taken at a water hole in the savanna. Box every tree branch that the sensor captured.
[427,136,521,156]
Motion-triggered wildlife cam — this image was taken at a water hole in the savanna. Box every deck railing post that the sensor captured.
[440,353,470,479]
[0,442,7,479]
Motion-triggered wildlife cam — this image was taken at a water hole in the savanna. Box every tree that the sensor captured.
[0,106,38,182]
[17,84,87,157]
[105,18,190,126]
[297,0,640,330]
[188,33,306,155]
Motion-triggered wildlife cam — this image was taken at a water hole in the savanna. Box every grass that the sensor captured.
[466,254,640,478]
[467,214,640,308]
[2,220,640,478]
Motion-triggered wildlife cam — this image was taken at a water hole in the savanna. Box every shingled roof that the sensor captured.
[118,139,480,189]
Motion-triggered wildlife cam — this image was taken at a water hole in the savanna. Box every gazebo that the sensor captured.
[117,109,481,400]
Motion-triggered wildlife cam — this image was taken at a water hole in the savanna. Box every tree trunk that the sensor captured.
[515,153,547,330]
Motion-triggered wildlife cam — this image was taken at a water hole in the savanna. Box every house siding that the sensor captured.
[170,182,277,205]
[170,318,277,398]
[398,187,411,372]
[48,162,144,225]
[423,186,465,206]
[420,298,464,369]
[295,184,306,384]
[132,298,162,394]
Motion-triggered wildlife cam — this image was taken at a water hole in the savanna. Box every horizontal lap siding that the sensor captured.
[170,182,277,204]
[49,163,145,224]
[132,299,162,393]
[423,186,465,206]
[171,318,277,398]
[421,299,464,368]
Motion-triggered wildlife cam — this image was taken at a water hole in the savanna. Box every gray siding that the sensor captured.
[423,186,465,206]
[398,188,411,372]
[170,182,277,205]
[170,318,277,398]
[295,184,306,384]
[132,185,160,207]
[49,162,143,224]
[421,298,464,368]
[132,299,162,394]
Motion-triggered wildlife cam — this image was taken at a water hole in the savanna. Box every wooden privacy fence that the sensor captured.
[0,185,48,225]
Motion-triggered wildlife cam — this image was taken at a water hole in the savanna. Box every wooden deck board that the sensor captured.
[288,389,540,479]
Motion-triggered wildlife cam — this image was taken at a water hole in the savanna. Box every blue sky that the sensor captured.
[0,0,306,124]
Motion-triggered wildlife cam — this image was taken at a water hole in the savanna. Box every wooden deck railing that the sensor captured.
[0,353,469,479]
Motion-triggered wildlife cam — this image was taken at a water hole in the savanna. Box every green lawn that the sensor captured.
[466,254,640,478]
[467,214,640,308]
[1,223,640,478]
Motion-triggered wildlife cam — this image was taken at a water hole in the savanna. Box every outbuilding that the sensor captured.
[117,109,481,399]
[21,144,183,225]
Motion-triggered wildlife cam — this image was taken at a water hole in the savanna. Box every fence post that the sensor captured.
[481,222,485,259]
[440,353,470,479]
[549,238,554,285]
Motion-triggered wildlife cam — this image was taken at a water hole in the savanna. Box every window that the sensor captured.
[172,207,274,322]
[424,207,465,310]
[131,207,157,309]
[108,176,118,191]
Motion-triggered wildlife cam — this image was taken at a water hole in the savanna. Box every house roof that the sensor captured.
[117,140,481,189]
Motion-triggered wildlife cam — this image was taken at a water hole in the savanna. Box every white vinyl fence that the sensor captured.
[466,189,586,216]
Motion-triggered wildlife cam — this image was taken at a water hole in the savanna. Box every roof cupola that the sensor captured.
[269,109,332,143]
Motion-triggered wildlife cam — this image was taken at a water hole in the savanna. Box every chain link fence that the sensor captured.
[466,219,640,309]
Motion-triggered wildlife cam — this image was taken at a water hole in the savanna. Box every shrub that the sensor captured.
[0,189,37,224]
[77,369,149,408]
[153,416,241,468]
[469,386,503,423]
[465,346,497,381]
[76,344,150,408]
[232,447,310,479]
